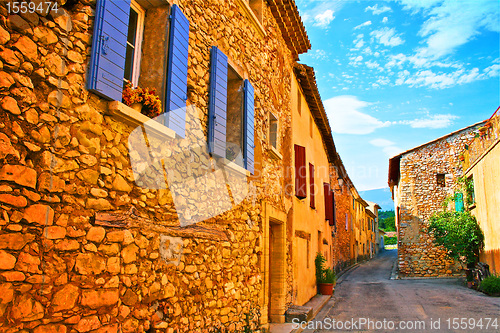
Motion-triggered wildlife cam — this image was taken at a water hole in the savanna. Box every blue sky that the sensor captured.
[295,0,500,190]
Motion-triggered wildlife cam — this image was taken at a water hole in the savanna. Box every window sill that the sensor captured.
[222,158,251,177]
[108,101,176,140]
[235,0,266,38]
[268,144,282,160]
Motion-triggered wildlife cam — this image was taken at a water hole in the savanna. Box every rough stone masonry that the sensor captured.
[0,0,307,331]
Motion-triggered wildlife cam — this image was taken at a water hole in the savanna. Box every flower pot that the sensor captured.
[130,102,143,113]
[467,281,473,289]
[318,283,334,295]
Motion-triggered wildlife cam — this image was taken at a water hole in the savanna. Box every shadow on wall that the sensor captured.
[481,249,500,275]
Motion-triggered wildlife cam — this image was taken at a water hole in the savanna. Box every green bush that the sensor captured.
[428,211,484,265]
[315,253,336,284]
[480,275,500,295]
[384,235,397,245]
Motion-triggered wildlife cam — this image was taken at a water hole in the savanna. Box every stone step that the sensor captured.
[285,305,313,323]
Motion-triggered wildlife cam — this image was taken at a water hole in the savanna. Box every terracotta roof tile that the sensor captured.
[268,0,311,59]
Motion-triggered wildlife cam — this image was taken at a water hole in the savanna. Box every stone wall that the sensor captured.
[330,169,354,271]
[0,0,298,331]
[396,126,481,277]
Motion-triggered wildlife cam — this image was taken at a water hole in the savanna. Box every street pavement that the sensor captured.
[301,250,500,333]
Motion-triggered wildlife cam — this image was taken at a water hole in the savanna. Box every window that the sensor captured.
[468,175,475,204]
[294,145,307,198]
[87,2,189,137]
[226,67,245,166]
[309,114,313,138]
[269,112,278,149]
[124,1,145,87]
[436,173,446,187]
[345,213,348,230]
[309,163,315,209]
[297,87,302,115]
[208,47,255,173]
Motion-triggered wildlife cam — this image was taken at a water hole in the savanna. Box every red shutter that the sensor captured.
[324,182,333,223]
[309,163,315,208]
[294,145,307,198]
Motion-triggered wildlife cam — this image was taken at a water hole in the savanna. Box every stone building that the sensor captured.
[0,0,318,331]
[330,160,357,270]
[289,63,339,306]
[388,121,485,277]
[463,109,500,274]
[365,201,381,255]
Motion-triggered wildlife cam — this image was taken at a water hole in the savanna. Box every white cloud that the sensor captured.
[313,9,335,28]
[382,17,388,23]
[324,96,391,134]
[399,0,500,59]
[370,138,395,147]
[400,68,487,89]
[369,139,402,157]
[349,55,364,67]
[309,49,329,60]
[365,4,392,15]
[400,114,459,129]
[484,61,500,78]
[354,21,372,30]
[365,60,380,69]
[370,28,405,47]
[354,40,365,49]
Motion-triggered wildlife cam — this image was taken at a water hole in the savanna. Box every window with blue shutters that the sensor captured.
[208,47,256,174]
[88,1,189,137]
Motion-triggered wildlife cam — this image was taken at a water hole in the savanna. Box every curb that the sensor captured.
[390,256,399,280]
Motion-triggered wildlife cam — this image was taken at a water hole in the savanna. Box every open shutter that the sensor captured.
[208,47,228,157]
[164,4,190,138]
[323,182,333,223]
[243,79,255,174]
[294,145,306,198]
[88,0,131,101]
[454,192,464,212]
[309,163,315,208]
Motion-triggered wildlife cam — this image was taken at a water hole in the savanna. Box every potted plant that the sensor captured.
[122,81,162,118]
[315,253,336,295]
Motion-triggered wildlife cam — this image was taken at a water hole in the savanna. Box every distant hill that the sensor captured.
[359,187,394,211]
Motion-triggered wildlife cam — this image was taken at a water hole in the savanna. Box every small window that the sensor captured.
[297,87,302,115]
[269,112,278,149]
[124,1,145,87]
[436,173,446,187]
[309,114,313,138]
[468,176,475,204]
[345,213,348,230]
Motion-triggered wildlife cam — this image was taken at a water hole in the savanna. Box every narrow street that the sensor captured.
[306,250,500,332]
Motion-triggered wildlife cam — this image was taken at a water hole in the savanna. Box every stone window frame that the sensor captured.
[236,0,266,37]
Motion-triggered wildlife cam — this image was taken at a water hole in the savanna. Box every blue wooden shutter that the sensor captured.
[243,79,255,174]
[208,46,228,157]
[455,192,464,212]
[88,0,131,101]
[165,4,190,138]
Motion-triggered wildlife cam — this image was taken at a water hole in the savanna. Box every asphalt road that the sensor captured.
[303,250,500,333]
